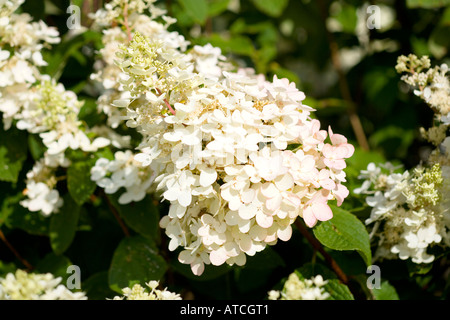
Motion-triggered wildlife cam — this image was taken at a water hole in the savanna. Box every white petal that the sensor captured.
[200,167,217,187]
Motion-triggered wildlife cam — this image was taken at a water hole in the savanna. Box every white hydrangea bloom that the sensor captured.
[113,280,181,300]
[91,150,155,204]
[20,159,63,216]
[268,273,330,300]
[0,270,87,300]
[104,24,354,276]
[359,55,450,264]
[0,0,60,129]
[356,162,450,264]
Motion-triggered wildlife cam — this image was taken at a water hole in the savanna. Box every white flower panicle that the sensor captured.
[356,55,450,264]
[356,162,449,264]
[0,1,115,216]
[0,0,60,129]
[90,0,188,129]
[0,269,87,300]
[91,150,155,204]
[101,23,354,276]
[268,273,330,300]
[113,280,181,300]
[396,54,450,125]
[20,159,63,216]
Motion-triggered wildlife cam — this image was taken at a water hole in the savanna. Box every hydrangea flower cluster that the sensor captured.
[0,270,87,300]
[268,273,330,300]
[113,280,181,300]
[0,0,112,216]
[102,19,354,274]
[356,162,449,263]
[356,55,450,264]
[91,150,155,204]
[89,0,188,129]
[0,0,59,130]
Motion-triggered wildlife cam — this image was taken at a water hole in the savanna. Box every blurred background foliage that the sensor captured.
[1,0,449,300]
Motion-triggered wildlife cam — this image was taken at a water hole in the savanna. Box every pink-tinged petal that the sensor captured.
[168,238,179,251]
[303,206,317,227]
[274,173,294,191]
[343,143,355,158]
[328,126,334,138]
[261,182,278,198]
[318,169,329,180]
[324,158,346,170]
[301,156,316,170]
[315,130,328,142]
[285,194,301,206]
[277,225,293,241]
[264,226,278,243]
[249,225,268,241]
[312,202,333,221]
[191,262,205,276]
[334,145,351,159]
[210,249,228,266]
[228,197,242,211]
[239,234,253,252]
[266,194,282,211]
[310,189,331,204]
[321,144,333,158]
[334,184,349,206]
[311,119,321,133]
[239,204,257,220]
[241,188,255,204]
[256,211,274,228]
[321,178,336,190]
[331,133,348,145]
[178,250,195,264]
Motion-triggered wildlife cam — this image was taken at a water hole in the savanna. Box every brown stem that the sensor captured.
[123,1,133,42]
[0,229,33,271]
[101,190,130,237]
[156,88,176,115]
[316,0,370,151]
[294,219,349,284]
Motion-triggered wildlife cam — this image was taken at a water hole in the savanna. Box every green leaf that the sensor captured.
[107,194,160,242]
[208,0,230,16]
[108,235,167,293]
[172,258,231,281]
[20,0,45,20]
[313,205,372,266]
[67,160,97,205]
[406,0,450,8]
[250,0,289,17]
[244,246,285,269]
[0,126,27,183]
[199,34,254,56]
[333,3,357,33]
[0,261,17,277]
[324,279,355,300]
[36,253,73,282]
[346,147,386,173]
[49,195,81,255]
[372,280,399,300]
[296,262,338,280]
[42,31,102,80]
[27,134,46,161]
[294,269,354,300]
[4,193,50,235]
[82,271,117,300]
[178,0,209,25]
